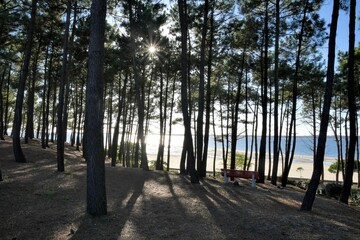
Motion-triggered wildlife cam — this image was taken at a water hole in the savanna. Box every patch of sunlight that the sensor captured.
[119,219,143,240]
[273,196,301,208]
[329,219,351,229]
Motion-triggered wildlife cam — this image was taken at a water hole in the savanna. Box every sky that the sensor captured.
[319,0,360,61]
[153,1,360,136]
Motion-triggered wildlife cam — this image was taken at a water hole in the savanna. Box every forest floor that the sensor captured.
[1,137,360,240]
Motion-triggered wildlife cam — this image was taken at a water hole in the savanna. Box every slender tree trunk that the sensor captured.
[57,0,71,172]
[178,0,198,183]
[111,73,126,166]
[119,89,129,166]
[340,0,356,204]
[85,0,107,216]
[258,0,269,183]
[268,82,272,180]
[231,49,246,171]
[76,80,84,151]
[62,0,77,149]
[166,76,176,171]
[51,70,57,143]
[212,94,217,177]
[301,0,339,211]
[196,0,209,178]
[106,80,114,158]
[13,0,37,163]
[331,120,341,183]
[0,66,6,140]
[71,82,78,147]
[357,119,360,188]
[41,39,51,148]
[271,0,280,185]
[282,0,309,187]
[156,68,165,170]
[244,68,249,170]
[202,3,214,178]
[128,0,148,170]
[25,42,41,143]
[4,65,11,136]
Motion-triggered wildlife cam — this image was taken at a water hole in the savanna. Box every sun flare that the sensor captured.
[148,45,157,54]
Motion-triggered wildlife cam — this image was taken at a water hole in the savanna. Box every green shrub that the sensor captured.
[328,161,358,173]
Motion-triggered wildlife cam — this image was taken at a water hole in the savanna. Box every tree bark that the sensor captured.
[13,0,37,163]
[85,0,107,216]
[271,0,280,185]
[4,64,11,136]
[282,0,309,187]
[258,0,269,183]
[178,0,198,183]
[196,0,209,178]
[0,65,6,140]
[230,49,245,172]
[57,0,71,172]
[340,0,356,204]
[41,37,51,149]
[300,0,339,211]
[202,2,214,178]
[128,0,148,170]
[25,42,41,143]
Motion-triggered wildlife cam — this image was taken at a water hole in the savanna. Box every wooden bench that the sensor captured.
[221,169,259,188]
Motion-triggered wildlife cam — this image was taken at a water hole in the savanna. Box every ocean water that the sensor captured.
[145,134,346,160]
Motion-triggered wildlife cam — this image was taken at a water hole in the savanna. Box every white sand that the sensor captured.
[147,153,359,183]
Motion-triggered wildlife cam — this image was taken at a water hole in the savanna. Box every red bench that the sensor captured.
[221,169,259,188]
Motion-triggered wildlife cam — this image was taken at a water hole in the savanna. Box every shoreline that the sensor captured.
[147,153,359,184]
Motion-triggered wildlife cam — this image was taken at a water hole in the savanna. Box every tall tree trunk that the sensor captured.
[244,69,249,170]
[85,0,107,216]
[282,0,309,187]
[41,38,51,149]
[231,49,246,171]
[258,0,269,183]
[300,0,339,211]
[156,68,165,170]
[45,57,53,147]
[271,0,280,185]
[71,81,78,147]
[128,0,148,170]
[212,94,217,177]
[25,42,41,143]
[57,0,71,172]
[196,0,209,178]
[106,80,114,158]
[178,0,198,183]
[4,64,11,136]
[51,70,58,143]
[76,80,85,151]
[267,81,272,180]
[112,72,127,166]
[340,0,356,204]
[119,90,129,166]
[62,0,77,149]
[0,65,6,140]
[166,75,176,171]
[13,0,37,163]
[202,3,214,178]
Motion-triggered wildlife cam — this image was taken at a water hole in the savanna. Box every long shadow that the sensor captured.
[70,167,148,239]
[0,138,89,240]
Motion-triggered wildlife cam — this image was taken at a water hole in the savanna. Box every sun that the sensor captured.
[148,45,157,54]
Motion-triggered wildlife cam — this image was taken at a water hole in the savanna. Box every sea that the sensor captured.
[144,134,345,161]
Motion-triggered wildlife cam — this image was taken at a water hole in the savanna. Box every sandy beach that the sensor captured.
[147,153,359,184]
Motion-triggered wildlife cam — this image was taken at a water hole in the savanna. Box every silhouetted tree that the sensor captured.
[85,0,107,216]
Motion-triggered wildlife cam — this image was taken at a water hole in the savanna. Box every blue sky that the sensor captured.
[319,0,360,59]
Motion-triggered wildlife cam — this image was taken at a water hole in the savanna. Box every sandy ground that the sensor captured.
[1,137,360,240]
[147,153,359,184]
